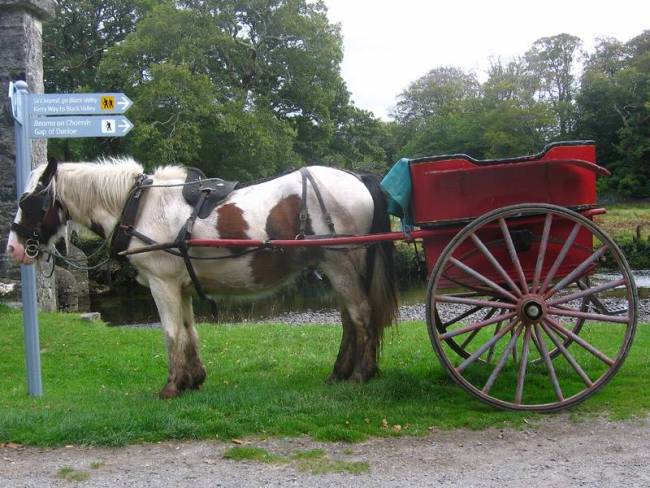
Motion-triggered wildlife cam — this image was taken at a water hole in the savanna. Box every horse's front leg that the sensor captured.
[149,279,194,399]
[180,292,206,390]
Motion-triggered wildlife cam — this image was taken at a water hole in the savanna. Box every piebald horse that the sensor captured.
[6,158,398,398]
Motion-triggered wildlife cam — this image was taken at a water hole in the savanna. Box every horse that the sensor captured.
[6,158,398,398]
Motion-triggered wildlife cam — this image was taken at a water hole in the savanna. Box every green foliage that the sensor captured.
[41,5,650,198]
[614,239,650,270]
[576,31,650,197]
[43,0,391,175]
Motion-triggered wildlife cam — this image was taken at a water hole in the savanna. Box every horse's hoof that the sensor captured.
[159,383,182,399]
[189,366,207,390]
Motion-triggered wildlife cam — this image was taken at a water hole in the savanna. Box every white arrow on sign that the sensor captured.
[117,94,132,112]
[118,118,134,134]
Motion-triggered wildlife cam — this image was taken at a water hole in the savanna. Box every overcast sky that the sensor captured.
[323,0,650,120]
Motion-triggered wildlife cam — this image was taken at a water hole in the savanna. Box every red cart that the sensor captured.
[137,141,637,412]
[409,141,637,411]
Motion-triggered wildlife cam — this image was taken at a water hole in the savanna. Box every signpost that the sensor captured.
[8,81,134,396]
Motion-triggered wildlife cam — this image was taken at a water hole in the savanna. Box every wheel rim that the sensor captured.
[426,204,638,412]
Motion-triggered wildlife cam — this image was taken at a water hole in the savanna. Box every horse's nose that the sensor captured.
[6,237,30,264]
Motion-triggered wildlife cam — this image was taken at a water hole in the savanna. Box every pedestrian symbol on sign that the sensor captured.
[100,96,115,110]
[101,119,116,134]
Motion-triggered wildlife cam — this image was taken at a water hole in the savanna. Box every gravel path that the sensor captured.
[2,416,648,487]
[257,298,650,326]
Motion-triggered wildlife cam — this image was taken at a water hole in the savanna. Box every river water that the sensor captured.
[91,270,650,326]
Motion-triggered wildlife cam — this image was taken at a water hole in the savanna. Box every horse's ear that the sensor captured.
[40,158,58,186]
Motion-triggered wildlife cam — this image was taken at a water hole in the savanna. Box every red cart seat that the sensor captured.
[409,141,608,227]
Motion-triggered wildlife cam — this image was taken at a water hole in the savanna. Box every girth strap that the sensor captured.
[174,188,219,316]
[298,168,336,239]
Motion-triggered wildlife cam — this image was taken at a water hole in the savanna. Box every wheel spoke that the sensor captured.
[544,317,615,366]
[449,257,518,302]
[483,324,523,394]
[435,295,516,310]
[544,246,609,298]
[439,310,517,340]
[515,325,532,404]
[548,278,626,307]
[577,279,627,315]
[532,213,553,293]
[533,323,564,401]
[498,218,529,294]
[470,233,522,296]
[456,319,517,373]
[548,307,630,324]
[486,322,503,363]
[540,321,593,387]
[457,307,498,348]
[442,305,483,329]
[540,222,582,293]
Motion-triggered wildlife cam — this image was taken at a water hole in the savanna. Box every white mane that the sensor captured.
[56,156,145,217]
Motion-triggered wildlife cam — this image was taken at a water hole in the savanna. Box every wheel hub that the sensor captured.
[517,295,547,324]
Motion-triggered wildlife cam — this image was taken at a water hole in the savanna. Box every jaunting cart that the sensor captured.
[129,141,638,412]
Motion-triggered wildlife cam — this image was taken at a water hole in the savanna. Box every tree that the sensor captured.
[392,66,480,126]
[524,33,583,138]
[576,31,650,197]
[42,0,164,162]
[481,58,554,157]
[94,0,390,173]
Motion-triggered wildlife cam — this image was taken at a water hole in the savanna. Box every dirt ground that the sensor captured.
[1,415,648,487]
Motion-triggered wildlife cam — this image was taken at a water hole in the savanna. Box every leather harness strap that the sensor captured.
[110,174,153,254]
[174,189,219,315]
[298,168,336,239]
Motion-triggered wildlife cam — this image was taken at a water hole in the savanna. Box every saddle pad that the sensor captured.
[182,167,239,219]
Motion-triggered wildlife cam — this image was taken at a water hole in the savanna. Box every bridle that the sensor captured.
[10,179,62,259]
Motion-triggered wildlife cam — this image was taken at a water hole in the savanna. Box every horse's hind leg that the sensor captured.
[327,307,357,382]
[149,279,194,398]
[321,254,378,383]
[180,293,206,390]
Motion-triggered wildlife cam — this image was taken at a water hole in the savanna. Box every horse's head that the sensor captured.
[6,159,67,265]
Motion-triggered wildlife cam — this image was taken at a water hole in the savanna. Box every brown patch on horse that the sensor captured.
[40,202,65,243]
[265,194,300,238]
[250,194,321,286]
[217,203,249,254]
[216,203,249,239]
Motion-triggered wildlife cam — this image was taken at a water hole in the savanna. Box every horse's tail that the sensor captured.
[357,172,399,345]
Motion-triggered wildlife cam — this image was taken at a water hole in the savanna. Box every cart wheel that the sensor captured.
[434,278,586,364]
[427,203,638,411]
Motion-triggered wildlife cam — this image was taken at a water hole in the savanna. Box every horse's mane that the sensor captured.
[55,156,146,216]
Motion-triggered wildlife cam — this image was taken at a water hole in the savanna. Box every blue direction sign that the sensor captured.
[29,92,133,115]
[30,115,134,139]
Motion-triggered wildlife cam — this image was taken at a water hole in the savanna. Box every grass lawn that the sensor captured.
[596,202,650,241]
[0,304,649,447]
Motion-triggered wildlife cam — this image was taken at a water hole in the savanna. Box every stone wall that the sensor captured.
[0,0,57,310]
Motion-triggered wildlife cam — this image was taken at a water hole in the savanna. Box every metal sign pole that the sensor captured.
[7,82,133,397]
[9,80,43,397]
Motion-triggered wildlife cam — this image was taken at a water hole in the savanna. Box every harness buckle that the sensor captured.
[25,239,40,259]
